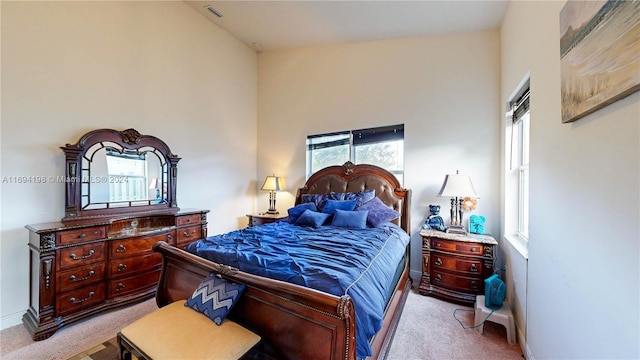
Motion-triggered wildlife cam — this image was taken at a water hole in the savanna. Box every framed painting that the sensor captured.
[560,0,640,123]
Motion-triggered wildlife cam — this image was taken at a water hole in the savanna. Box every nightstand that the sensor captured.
[418,229,497,305]
[246,213,288,227]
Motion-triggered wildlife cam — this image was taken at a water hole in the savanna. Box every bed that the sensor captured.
[152,161,412,360]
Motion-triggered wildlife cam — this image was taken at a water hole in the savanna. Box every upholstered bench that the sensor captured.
[117,300,261,360]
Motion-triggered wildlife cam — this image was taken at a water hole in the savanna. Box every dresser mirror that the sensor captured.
[61,128,180,221]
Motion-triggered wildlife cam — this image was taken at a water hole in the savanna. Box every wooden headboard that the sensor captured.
[295,161,411,234]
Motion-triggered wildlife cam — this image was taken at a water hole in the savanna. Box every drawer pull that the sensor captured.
[167,235,172,242]
[69,291,94,304]
[116,283,126,291]
[187,218,192,222]
[117,264,127,272]
[471,247,477,253]
[434,258,442,266]
[70,249,94,260]
[183,231,195,237]
[435,274,442,282]
[470,281,478,289]
[69,270,95,282]
[116,244,126,253]
[470,264,478,272]
[78,233,86,239]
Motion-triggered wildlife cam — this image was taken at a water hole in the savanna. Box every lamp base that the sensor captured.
[264,209,279,215]
[446,224,467,235]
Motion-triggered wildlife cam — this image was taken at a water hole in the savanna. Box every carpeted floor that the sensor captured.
[1,288,523,360]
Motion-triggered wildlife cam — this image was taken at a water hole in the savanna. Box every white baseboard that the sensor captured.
[409,269,421,284]
[1,310,25,331]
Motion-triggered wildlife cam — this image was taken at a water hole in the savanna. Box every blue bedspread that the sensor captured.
[185,221,410,358]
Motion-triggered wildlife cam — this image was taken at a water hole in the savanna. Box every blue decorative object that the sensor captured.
[484,274,506,310]
[331,209,369,229]
[422,204,446,232]
[357,197,400,228]
[294,209,330,227]
[184,272,246,325]
[322,199,357,215]
[469,214,486,234]
[287,202,317,223]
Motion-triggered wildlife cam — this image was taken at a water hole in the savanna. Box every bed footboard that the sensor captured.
[152,241,357,360]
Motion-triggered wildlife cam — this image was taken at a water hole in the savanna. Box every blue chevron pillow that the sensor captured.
[184,272,246,326]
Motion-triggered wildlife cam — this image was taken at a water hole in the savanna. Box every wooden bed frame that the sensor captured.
[152,162,412,359]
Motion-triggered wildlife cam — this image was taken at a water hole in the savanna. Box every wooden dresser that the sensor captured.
[24,209,208,340]
[418,229,497,305]
[23,128,210,340]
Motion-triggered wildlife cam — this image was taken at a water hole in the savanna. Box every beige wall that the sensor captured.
[0,1,257,328]
[257,30,501,279]
[501,1,639,359]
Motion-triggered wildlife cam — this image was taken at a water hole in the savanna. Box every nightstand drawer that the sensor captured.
[431,271,482,293]
[431,254,483,275]
[431,238,484,256]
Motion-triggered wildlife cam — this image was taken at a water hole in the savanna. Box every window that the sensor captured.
[106,151,148,202]
[507,82,530,241]
[307,124,404,183]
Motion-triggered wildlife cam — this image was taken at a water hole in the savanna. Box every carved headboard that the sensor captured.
[295,161,411,234]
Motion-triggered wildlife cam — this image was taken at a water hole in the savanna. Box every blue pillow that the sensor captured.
[322,199,357,215]
[294,209,330,227]
[287,202,317,223]
[331,190,376,208]
[331,209,369,229]
[357,197,400,227]
[184,272,246,326]
[301,193,330,211]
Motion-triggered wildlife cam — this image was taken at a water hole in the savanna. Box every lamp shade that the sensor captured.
[437,173,478,198]
[261,176,285,191]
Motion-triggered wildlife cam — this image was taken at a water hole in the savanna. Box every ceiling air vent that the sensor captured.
[206,6,223,18]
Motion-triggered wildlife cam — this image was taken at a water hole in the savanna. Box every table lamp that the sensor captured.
[437,170,478,235]
[261,175,285,214]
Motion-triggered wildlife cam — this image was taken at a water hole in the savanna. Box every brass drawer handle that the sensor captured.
[116,283,126,291]
[470,264,478,272]
[116,244,126,253]
[70,249,94,260]
[69,291,94,304]
[69,270,95,282]
[435,274,442,282]
[117,264,127,272]
[183,231,195,237]
[434,258,442,266]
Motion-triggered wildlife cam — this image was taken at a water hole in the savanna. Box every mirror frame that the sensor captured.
[61,128,180,221]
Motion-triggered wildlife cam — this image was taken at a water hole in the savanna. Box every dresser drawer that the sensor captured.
[177,214,201,226]
[108,252,162,278]
[57,263,105,293]
[430,271,482,293]
[109,232,173,259]
[58,243,105,270]
[177,225,202,247]
[57,283,106,316]
[57,226,107,246]
[108,269,161,299]
[431,238,484,256]
[431,254,483,275]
